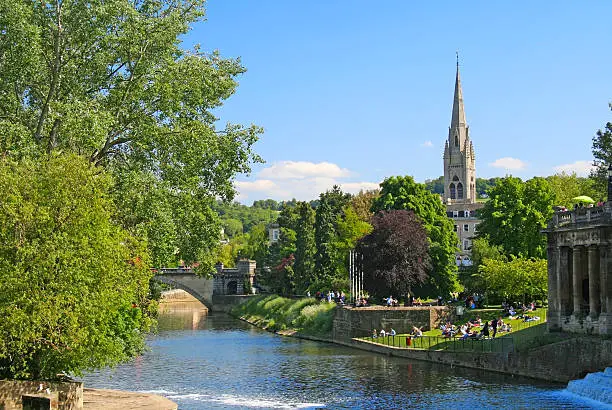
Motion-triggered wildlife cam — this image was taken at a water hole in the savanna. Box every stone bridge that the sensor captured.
[153,260,256,311]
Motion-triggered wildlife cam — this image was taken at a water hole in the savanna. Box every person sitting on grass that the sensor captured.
[412,326,423,337]
[390,328,397,336]
[372,329,377,338]
[380,329,386,337]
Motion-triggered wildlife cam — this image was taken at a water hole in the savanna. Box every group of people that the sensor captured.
[313,290,347,305]
[385,296,399,306]
[372,328,397,338]
[440,316,512,340]
[502,301,540,321]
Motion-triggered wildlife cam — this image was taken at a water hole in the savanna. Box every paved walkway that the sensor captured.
[84,388,177,410]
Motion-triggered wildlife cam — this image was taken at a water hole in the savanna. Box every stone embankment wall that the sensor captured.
[340,337,612,383]
[330,306,612,382]
[332,306,447,341]
[0,380,82,410]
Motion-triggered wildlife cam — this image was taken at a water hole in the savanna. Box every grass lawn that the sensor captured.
[358,307,553,353]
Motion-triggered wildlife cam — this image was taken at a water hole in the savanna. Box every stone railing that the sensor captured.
[551,206,609,228]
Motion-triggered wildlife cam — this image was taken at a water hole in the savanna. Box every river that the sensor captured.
[80,302,599,409]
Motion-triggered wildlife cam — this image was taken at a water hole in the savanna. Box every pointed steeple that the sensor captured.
[450,57,466,129]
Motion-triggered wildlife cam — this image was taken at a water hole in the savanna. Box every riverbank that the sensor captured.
[230,295,612,383]
[84,388,177,410]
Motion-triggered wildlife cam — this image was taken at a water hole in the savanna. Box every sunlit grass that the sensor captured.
[231,295,336,336]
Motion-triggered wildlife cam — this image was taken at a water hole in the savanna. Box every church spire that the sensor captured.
[450,54,466,129]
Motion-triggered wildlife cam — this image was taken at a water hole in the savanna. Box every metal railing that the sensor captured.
[358,316,549,353]
[362,334,515,352]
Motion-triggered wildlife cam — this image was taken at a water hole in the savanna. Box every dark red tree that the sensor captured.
[356,210,431,300]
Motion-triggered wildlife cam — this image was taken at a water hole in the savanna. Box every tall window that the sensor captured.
[454,135,459,147]
[457,182,464,199]
[450,183,456,199]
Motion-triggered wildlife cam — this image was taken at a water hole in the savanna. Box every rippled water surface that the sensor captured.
[81,303,599,409]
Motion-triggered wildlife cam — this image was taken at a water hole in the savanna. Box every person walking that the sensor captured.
[490,318,498,338]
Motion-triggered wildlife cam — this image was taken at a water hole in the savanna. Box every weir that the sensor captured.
[566,367,612,406]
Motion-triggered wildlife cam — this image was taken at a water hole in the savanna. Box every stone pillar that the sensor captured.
[588,245,600,319]
[558,247,571,317]
[572,246,583,317]
[601,242,612,335]
[547,243,560,330]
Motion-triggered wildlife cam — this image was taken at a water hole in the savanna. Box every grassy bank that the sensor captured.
[231,295,336,337]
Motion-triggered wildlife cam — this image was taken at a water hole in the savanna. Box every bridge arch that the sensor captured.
[153,274,214,309]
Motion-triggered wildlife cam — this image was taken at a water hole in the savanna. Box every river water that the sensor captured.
[81,302,599,409]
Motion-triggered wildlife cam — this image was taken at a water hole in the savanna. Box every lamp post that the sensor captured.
[608,164,612,203]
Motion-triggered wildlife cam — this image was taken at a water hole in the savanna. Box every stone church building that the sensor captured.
[442,62,482,265]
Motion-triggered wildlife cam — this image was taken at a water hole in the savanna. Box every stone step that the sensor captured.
[584,371,612,388]
[566,368,612,406]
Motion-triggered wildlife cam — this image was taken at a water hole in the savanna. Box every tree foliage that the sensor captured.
[357,210,430,300]
[0,155,153,379]
[546,172,598,209]
[478,257,548,304]
[373,176,459,296]
[349,189,379,222]
[589,105,612,199]
[314,186,351,287]
[0,0,262,271]
[293,202,316,294]
[458,237,506,294]
[477,176,554,259]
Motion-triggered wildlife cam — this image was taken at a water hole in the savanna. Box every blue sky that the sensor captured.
[183,1,612,204]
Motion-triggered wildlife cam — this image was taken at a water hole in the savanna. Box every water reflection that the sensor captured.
[157,301,208,330]
[80,306,599,409]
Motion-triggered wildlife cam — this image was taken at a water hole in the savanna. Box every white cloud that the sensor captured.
[235,179,278,191]
[259,161,352,180]
[420,140,433,148]
[488,157,527,170]
[235,161,379,203]
[339,182,381,194]
[553,160,595,177]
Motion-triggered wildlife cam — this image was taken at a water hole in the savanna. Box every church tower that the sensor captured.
[443,60,476,204]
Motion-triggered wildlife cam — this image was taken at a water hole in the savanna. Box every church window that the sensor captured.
[449,183,456,199]
[457,182,464,199]
[452,175,459,181]
[454,135,459,147]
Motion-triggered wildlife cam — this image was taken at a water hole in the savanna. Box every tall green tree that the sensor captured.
[0,0,262,272]
[477,176,554,259]
[293,202,316,293]
[478,257,548,305]
[349,189,379,222]
[314,186,351,288]
[0,154,153,379]
[547,172,598,208]
[332,205,372,287]
[372,176,459,297]
[589,105,612,198]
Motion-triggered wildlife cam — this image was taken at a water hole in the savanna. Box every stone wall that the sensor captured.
[332,306,447,342]
[0,380,83,410]
[335,335,612,383]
